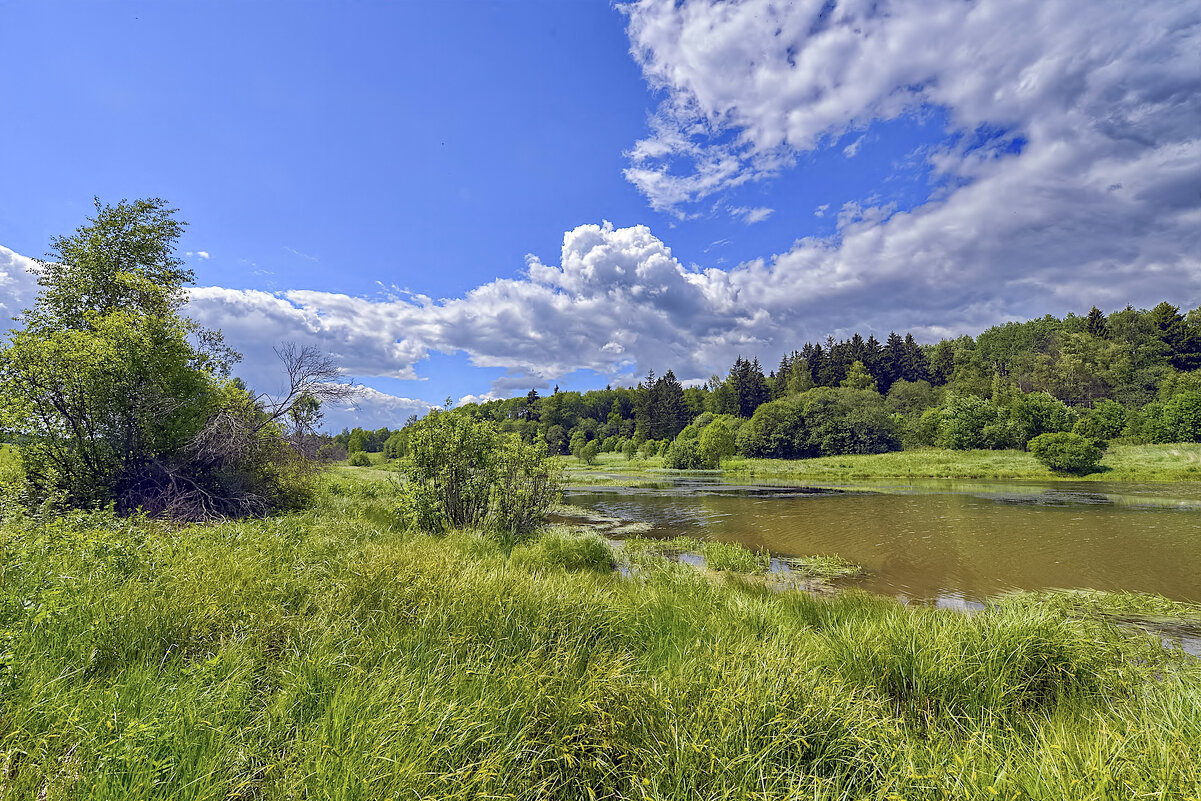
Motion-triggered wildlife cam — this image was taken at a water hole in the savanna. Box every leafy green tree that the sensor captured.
[799,387,900,456]
[580,439,600,465]
[1007,392,1077,447]
[383,431,404,459]
[736,398,808,459]
[840,360,878,392]
[569,429,588,459]
[1161,391,1201,442]
[935,395,1012,450]
[697,418,736,466]
[664,437,710,469]
[0,199,346,518]
[1073,399,1128,442]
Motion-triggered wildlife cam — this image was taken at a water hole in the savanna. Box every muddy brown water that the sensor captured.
[565,476,1201,607]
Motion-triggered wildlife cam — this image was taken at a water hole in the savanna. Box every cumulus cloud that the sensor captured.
[186,250,211,260]
[0,246,40,323]
[0,0,1197,410]
[323,386,436,431]
[613,0,1201,325]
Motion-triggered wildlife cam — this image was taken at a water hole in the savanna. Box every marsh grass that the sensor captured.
[1,486,1199,799]
[781,553,864,578]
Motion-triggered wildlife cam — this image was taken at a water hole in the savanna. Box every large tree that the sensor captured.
[0,198,348,518]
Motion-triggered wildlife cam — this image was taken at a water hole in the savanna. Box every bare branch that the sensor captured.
[256,342,360,429]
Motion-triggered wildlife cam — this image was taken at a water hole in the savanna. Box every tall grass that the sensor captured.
[1,488,1198,799]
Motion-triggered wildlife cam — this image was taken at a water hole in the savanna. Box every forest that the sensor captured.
[409,301,1201,470]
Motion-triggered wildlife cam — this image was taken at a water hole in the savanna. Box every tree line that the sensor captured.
[437,301,1201,464]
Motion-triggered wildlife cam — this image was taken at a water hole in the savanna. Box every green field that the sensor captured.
[561,443,1201,484]
[1,477,1199,799]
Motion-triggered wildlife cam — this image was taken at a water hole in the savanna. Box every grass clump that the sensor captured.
[783,553,864,578]
[1,489,1199,799]
[621,535,770,574]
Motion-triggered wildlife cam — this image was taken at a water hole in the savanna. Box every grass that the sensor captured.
[1,483,1199,798]
[562,443,1201,484]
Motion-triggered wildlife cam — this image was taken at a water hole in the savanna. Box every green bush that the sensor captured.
[1162,391,1201,442]
[347,451,372,467]
[935,395,1015,450]
[1027,432,1104,474]
[397,411,560,536]
[664,438,712,469]
[1009,391,1077,446]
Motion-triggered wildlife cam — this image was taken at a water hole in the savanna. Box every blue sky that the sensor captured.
[2,0,1198,429]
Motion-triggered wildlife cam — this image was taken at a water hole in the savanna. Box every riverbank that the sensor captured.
[561,442,1201,484]
[1,480,1199,799]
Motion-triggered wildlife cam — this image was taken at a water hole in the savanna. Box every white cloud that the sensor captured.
[729,206,774,224]
[324,386,436,431]
[620,0,1201,228]
[843,135,865,158]
[0,0,1197,407]
[186,250,211,260]
[0,246,40,323]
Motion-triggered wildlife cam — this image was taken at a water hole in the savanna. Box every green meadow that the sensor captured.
[2,476,1199,800]
[560,443,1201,484]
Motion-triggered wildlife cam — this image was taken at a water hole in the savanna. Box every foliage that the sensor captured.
[736,398,808,458]
[934,395,1014,450]
[448,302,1199,462]
[664,437,712,469]
[798,387,900,456]
[1028,432,1105,475]
[697,417,736,465]
[1008,391,1077,445]
[396,411,560,536]
[0,199,336,519]
[347,451,372,467]
[1073,399,1129,441]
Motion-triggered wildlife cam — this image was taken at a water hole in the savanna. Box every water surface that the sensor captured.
[566,476,1201,605]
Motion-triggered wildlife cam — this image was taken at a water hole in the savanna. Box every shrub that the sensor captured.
[1162,391,1201,442]
[1027,432,1104,474]
[347,451,371,467]
[397,411,560,536]
[935,395,1013,450]
[664,438,712,469]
